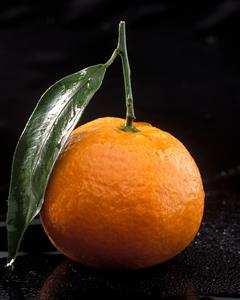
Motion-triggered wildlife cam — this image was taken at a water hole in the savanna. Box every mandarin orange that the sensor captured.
[40,117,204,269]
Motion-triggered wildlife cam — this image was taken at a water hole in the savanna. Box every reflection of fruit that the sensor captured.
[40,117,204,269]
[39,259,198,299]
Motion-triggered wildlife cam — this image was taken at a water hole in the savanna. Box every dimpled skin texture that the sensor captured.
[40,117,204,269]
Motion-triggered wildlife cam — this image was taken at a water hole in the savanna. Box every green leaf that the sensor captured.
[6,64,106,266]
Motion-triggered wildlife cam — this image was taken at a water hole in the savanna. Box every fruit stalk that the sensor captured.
[117,21,136,129]
[105,21,137,131]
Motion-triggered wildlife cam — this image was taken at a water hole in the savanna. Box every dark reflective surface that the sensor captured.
[38,259,196,299]
[0,256,212,299]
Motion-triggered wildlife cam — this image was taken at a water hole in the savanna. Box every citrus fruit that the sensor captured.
[40,117,204,269]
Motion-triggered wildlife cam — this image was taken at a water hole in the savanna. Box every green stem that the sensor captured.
[117,21,136,129]
[104,21,137,132]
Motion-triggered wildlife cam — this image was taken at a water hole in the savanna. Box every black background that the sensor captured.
[1,1,240,298]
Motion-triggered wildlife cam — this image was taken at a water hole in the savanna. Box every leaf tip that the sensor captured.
[6,258,15,269]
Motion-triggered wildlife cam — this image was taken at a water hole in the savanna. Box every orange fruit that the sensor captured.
[40,117,204,269]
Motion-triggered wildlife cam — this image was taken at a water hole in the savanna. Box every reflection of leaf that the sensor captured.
[7,64,106,265]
